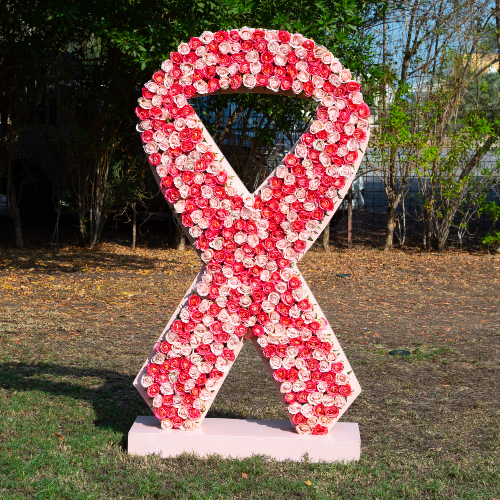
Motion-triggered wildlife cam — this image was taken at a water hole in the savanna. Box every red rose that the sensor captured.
[171,415,183,428]
[148,153,161,166]
[296,391,308,404]
[273,367,287,382]
[252,325,265,337]
[277,30,291,44]
[312,424,328,435]
[208,78,220,93]
[303,81,314,97]
[147,364,160,377]
[305,358,319,371]
[210,369,224,379]
[189,37,202,49]
[135,107,149,121]
[344,151,358,165]
[294,240,307,253]
[325,406,339,418]
[339,384,352,397]
[181,213,194,227]
[332,176,345,189]
[263,345,276,358]
[205,353,217,365]
[256,73,269,87]
[302,39,315,51]
[235,325,248,338]
[345,81,360,92]
[332,362,344,373]
[196,344,211,356]
[141,130,154,143]
[189,407,201,420]
[230,74,242,89]
[153,71,165,84]
[159,342,171,355]
[154,406,168,420]
[357,103,370,118]
[147,383,160,398]
[222,348,235,361]
[314,404,326,417]
[214,30,228,42]
[305,380,318,392]
[319,198,334,211]
[353,128,366,143]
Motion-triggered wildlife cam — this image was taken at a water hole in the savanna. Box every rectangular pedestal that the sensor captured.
[128,417,360,462]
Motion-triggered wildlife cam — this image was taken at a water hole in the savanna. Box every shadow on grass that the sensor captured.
[0,362,252,448]
[0,362,149,448]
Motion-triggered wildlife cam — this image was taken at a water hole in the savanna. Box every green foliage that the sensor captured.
[1,0,386,246]
[480,200,500,248]
[482,230,500,246]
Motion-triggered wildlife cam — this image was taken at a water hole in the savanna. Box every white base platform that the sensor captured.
[128,417,361,462]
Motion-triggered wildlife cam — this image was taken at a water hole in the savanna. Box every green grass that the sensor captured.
[1,245,499,499]
[0,358,499,499]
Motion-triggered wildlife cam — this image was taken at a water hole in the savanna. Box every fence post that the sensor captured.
[348,186,353,249]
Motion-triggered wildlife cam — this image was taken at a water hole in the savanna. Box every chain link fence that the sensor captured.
[1,101,499,250]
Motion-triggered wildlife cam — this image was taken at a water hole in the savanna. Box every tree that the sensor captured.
[2,0,386,248]
[0,1,79,247]
[366,0,499,251]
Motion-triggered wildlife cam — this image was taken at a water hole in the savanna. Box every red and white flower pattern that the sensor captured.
[135,28,369,434]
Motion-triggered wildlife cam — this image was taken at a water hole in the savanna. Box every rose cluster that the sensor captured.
[137,28,368,434]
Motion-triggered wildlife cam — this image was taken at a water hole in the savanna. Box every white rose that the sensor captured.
[269,356,282,369]
[205,378,219,391]
[141,375,154,388]
[199,388,213,401]
[280,381,293,393]
[287,402,302,415]
[200,31,214,44]
[300,404,314,418]
[292,81,303,94]
[307,392,323,406]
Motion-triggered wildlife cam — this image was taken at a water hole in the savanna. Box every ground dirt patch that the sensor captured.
[0,244,499,499]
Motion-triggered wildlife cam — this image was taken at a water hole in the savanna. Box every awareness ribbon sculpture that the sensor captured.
[133,28,370,435]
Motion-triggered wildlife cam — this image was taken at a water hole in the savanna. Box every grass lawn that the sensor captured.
[0,244,499,499]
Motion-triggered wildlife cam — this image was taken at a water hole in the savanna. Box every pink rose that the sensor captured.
[290,34,304,48]
[336,372,349,385]
[141,375,154,388]
[307,392,323,406]
[161,418,173,430]
[300,404,314,418]
[296,424,311,435]
[292,81,303,94]
[240,27,254,40]
[267,76,281,92]
[200,31,214,44]
[287,402,302,414]
[243,74,257,89]
[340,69,352,82]
[183,419,196,430]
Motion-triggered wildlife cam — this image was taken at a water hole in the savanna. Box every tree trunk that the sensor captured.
[383,205,397,251]
[132,202,137,249]
[322,223,330,252]
[176,223,186,251]
[7,164,23,249]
